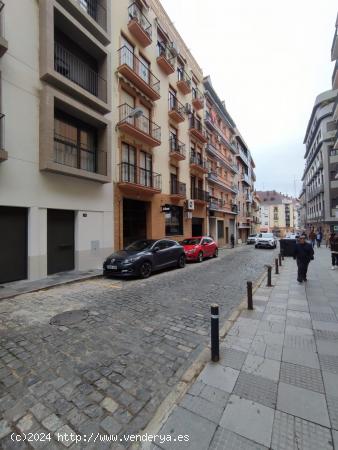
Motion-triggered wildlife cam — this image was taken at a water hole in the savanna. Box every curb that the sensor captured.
[138,263,271,450]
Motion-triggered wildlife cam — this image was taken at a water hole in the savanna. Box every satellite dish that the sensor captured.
[127,108,143,119]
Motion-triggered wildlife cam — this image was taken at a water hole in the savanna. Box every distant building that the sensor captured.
[256,191,299,237]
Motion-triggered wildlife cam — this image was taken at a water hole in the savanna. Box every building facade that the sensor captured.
[257,191,298,237]
[203,76,238,247]
[0,0,114,284]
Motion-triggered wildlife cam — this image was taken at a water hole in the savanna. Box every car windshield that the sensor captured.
[249,234,257,238]
[260,233,273,238]
[124,240,156,252]
[182,238,201,245]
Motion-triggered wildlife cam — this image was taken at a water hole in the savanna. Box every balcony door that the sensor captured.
[138,104,150,135]
[169,125,178,151]
[122,143,136,183]
[121,36,134,69]
[169,87,177,111]
[138,54,150,84]
[140,151,152,187]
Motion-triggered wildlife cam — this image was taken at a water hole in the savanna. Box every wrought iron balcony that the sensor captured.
[170,180,186,198]
[192,87,204,110]
[128,2,152,47]
[190,153,208,172]
[191,187,209,203]
[189,115,207,143]
[54,42,107,102]
[177,68,191,95]
[54,132,107,175]
[168,94,185,123]
[117,103,161,147]
[74,0,107,30]
[157,42,175,75]
[169,137,186,160]
[118,162,161,193]
[117,46,160,100]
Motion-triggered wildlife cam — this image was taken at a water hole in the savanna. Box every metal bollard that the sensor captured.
[281,249,284,260]
[279,253,282,266]
[247,281,253,310]
[265,264,272,287]
[275,258,279,274]
[210,304,219,362]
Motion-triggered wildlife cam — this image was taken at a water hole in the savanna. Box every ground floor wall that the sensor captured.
[0,205,113,283]
[114,187,208,250]
[208,212,235,247]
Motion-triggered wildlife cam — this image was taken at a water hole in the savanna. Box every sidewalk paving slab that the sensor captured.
[149,248,338,450]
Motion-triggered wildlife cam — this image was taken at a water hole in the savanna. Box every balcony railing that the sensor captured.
[191,188,209,202]
[190,153,208,170]
[54,132,107,175]
[189,115,204,133]
[118,46,160,97]
[168,94,185,119]
[192,86,204,109]
[177,67,191,84]
[128,2,152,40]
[119,162,161,190]
[171,179,186,196]
[54,42,107,102]
[157,42,175,71]
[0,113,4,149]
[75,0,107,30]
[169,136,186,158]
[118,103,161,143]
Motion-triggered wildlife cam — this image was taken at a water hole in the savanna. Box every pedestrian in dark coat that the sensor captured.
[294,235,314,282]
[230,234,235,248]
[330,234,338,270]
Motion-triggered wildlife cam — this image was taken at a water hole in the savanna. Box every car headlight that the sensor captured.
[123,257,140,264]
[186,249,196,254]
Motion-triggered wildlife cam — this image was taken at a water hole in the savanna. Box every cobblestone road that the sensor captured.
[0,246,276,449]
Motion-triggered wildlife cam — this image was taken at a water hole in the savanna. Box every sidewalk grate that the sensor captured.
[233,372,277,408]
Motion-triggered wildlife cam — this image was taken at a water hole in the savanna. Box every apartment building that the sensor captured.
[203,76,238,247]
[257,191,298,237]
[112,0,208,249]
[234,133,255,243]
[251,192,261,234]
[0,0,114,283]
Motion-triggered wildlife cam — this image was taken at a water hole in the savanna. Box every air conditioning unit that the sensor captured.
[186,199,195,211]
[185,103,192,114]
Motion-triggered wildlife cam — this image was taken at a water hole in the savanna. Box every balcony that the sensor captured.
[331,27,338,61]
[241,173,250,185]
[246,193,253,203]
[190,153,208,173]
[177,68,192,95]
[52,131,107,180]
[168,95,185,123]
[157,42,175,75]
[117,46,160,101]
[0,1,8,57]
[208,171,238,194]
[54,42,107,103]
[191,187,209,204]
[206,143,238,173]
[118,162,161,195]
[169,137,186,161]
[128,2,152,47]
[189,116,208,143]
[117,104,161,148]
[0,113,7,162]
[192,87,204,110]
[170,180,186,200]
[237,148,249,166]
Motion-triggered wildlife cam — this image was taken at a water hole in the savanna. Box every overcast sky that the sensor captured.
[160,0,337,197]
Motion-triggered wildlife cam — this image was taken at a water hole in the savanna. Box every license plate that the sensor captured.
[107,265,117,270]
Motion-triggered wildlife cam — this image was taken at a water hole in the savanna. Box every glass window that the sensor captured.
[165,206,183,236]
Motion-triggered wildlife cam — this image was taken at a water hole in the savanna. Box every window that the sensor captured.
[139,151,152,187]
[165,206,183,235]
[138,54,150,83]
[121,143,136,182]
[121,36,134,68]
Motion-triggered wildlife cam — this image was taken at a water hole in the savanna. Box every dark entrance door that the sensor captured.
[123,199,147,247]
[0,206,27,284]
[47,209,75,275]
[192,217,203,236]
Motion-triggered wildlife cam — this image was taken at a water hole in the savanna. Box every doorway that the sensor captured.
[47,209,75,275]
[123,199,148,247]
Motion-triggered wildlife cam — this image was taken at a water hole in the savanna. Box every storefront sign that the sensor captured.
[161,204,171,213]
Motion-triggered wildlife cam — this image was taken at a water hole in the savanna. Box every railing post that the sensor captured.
[247,281,253,310]
[278,253,282,266]
[266,265,272,287]
[210,304,219,362]
[275,258,279,275]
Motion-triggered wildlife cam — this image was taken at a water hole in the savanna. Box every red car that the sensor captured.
[182,236,218,262]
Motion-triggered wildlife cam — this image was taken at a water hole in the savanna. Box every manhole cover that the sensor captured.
[50,310,89,326]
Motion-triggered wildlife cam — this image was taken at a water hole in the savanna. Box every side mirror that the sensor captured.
[153,246,160,252]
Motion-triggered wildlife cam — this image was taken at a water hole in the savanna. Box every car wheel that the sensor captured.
[139,261,152,279]
[197,251,203,263]
[255,245,258,249]
[213,248,218,258]
[177,254,186,268]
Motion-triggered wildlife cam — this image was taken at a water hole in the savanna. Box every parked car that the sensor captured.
[103,239,185,279]
[247,234,258,245]
[255,232,277,249]
[181,236,218,262]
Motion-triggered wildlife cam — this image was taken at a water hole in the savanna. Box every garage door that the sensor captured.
[0,206,27,284]
[47,209,75,275]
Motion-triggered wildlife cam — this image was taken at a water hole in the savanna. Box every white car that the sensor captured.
[255,232,277,249]
[247,234,258,245]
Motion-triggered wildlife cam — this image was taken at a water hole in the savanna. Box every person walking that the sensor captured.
[309,229,316,248]
[316,230,322,248]
[294,235,314,282]
[230,234,235,248]
[330,233,338,270]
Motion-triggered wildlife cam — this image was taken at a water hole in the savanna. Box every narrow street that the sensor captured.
[0,246,276,449]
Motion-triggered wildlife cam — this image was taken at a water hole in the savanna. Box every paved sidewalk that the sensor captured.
[0,269,102,301]
[149,247,338,450]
